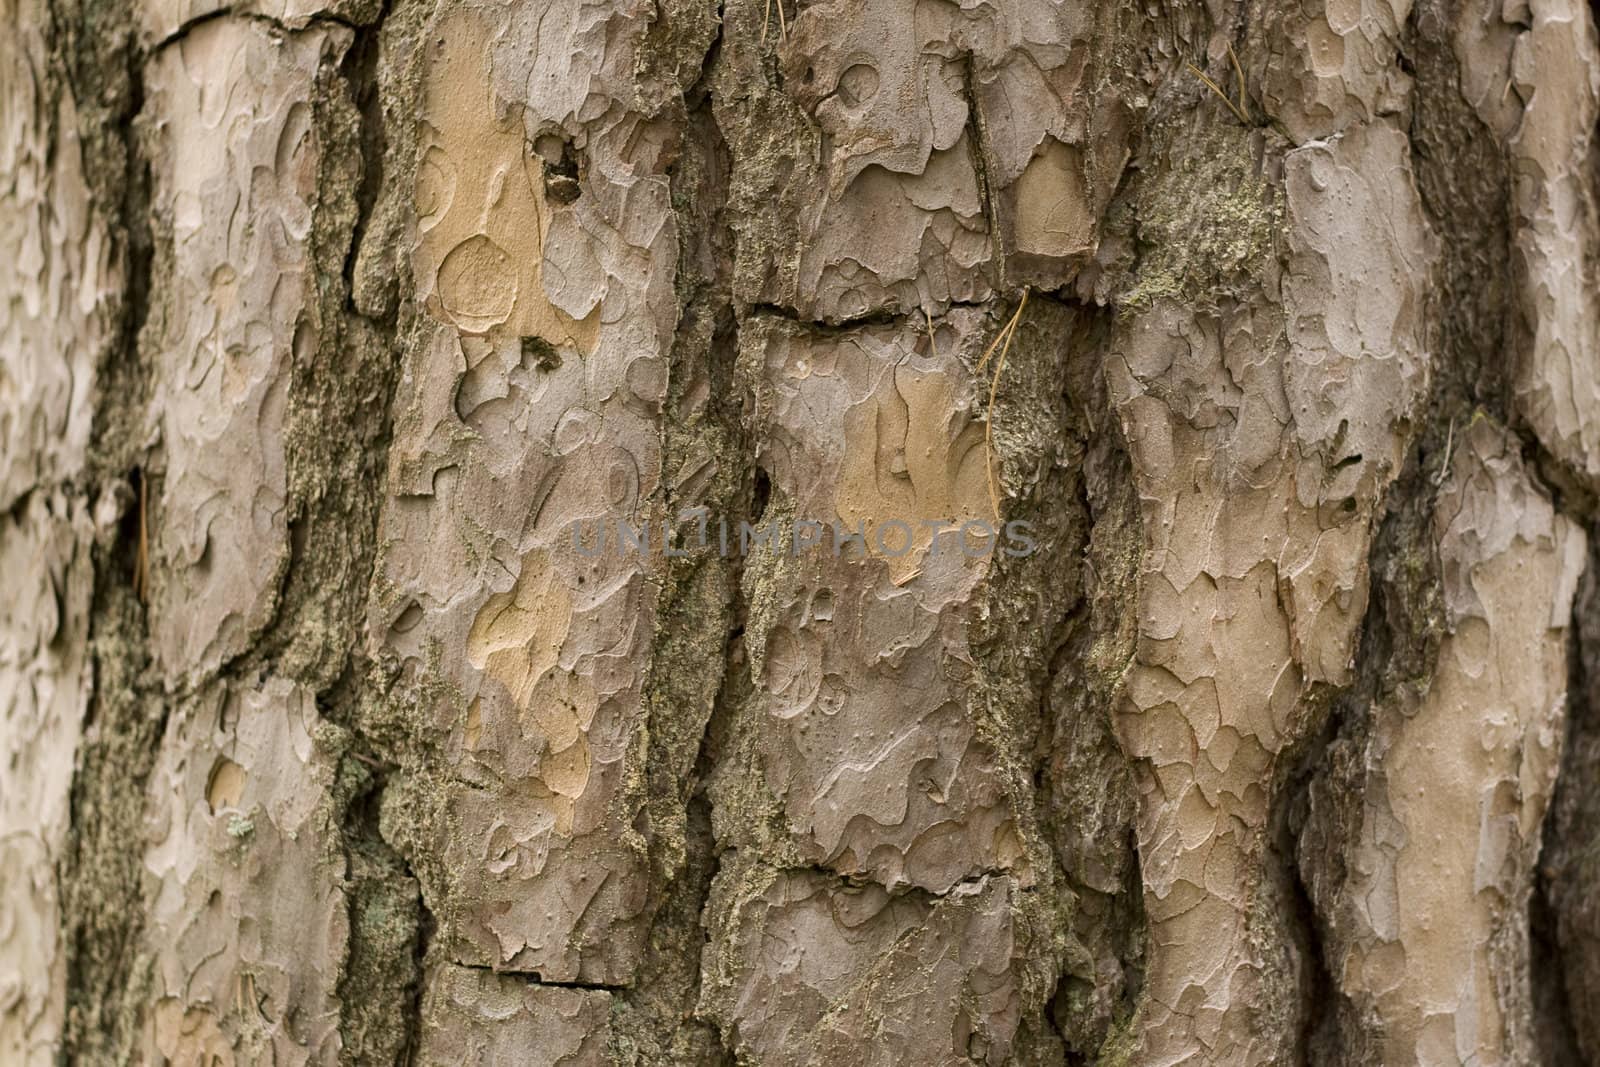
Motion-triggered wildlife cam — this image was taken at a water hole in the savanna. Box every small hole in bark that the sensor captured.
[118,467,144,554]
[522,335,562,372]
[752,466,772,521]
[535,133,582,204]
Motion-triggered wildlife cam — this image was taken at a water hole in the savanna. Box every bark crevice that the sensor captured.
[53,3,164,1055]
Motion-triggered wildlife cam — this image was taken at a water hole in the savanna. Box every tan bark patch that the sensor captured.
[414,8,599,349]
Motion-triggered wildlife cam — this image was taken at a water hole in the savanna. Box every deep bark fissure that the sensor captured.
[1277,739,1339,1060]
[959,55,1000,277]
[438,962,628,993]
[322,8,430,1061]
[1537,535,1600,1062]
[147,7,235,52]
[1530,840,1584,1064]
[51,5,164,1056]
[339,2,392,315]
[601,8,747,1060]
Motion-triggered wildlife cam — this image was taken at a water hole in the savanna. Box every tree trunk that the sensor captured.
[3,0,1599,1063]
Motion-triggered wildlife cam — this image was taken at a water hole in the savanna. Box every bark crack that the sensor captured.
[959,54,1001,286]
[55,3,164,1056]
[148,6,236,52]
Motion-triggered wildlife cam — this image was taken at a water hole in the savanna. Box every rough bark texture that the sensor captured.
[3,0,1599,1064]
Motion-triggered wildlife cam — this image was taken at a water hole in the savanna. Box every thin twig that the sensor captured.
[977,298,1023,372]
[1187,61,1249,124]
[1227,42,1247,115]
[983,290,1029,520]
[1434,418,1456,487]
[135,472,149,603]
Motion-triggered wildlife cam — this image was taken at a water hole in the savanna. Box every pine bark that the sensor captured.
[2,0,1598,1064]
